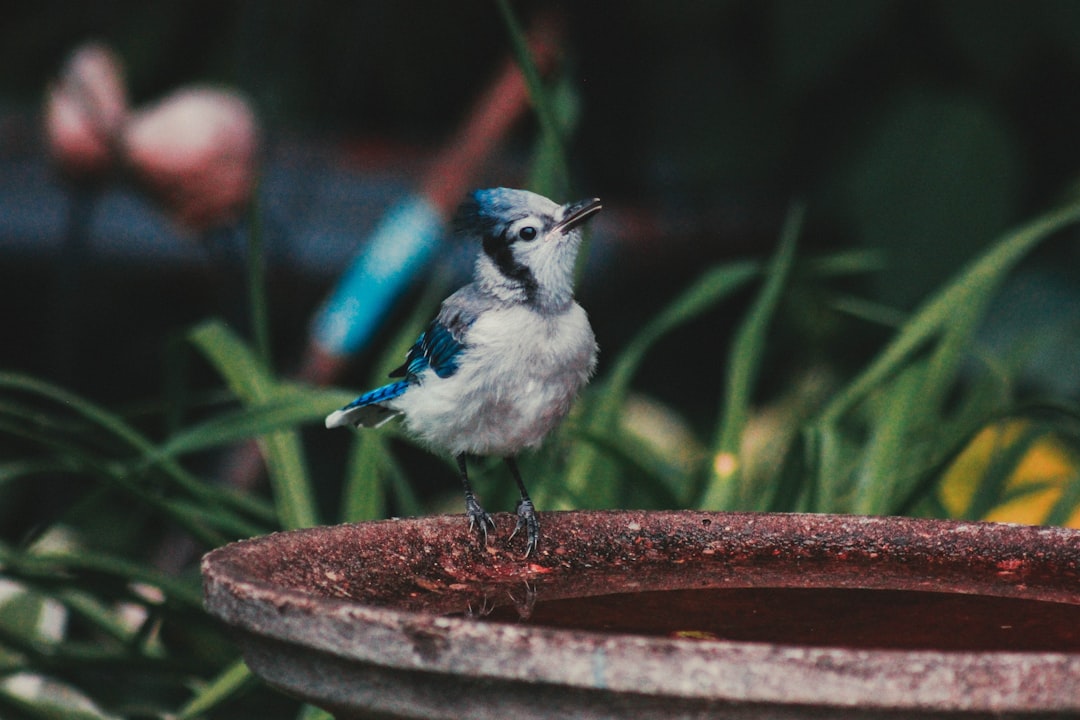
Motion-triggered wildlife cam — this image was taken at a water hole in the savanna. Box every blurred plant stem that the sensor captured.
[245,188,272,369]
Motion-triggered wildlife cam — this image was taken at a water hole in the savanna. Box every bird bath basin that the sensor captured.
[201,511,1080,718]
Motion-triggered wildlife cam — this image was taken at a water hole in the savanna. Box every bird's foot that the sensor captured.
[464,493,495,546]
[509,499,540,557]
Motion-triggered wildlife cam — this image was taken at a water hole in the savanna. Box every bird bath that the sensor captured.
[201,511,1080,718]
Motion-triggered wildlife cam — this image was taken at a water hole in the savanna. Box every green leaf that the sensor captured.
[245,191,272,368]
[820,200,1080,426]
[175,658,255,720]
[850,359,929,514]
[1043,473,1080,527]
[557,260,759,509]
[0,542,204,611]
[700,203,803,510]
[297,704,335,720]
[341,432,389,523]
[804,199,1080,516]
[153,389,354,461]
[495,0,570,198]
[0,372,273,530]
[189,320,319,530]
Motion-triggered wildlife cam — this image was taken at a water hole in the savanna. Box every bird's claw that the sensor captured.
[464,494,495,545]
[509,499,540,557]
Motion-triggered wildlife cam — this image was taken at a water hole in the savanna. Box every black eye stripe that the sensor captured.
[483,233,538,302]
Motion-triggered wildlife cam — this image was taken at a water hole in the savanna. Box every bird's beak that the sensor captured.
[552,197,602,235]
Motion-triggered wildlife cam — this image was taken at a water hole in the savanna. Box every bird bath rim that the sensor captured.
[202,510,1080,718]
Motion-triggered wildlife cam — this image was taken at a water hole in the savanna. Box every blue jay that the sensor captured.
[326,188,601,555]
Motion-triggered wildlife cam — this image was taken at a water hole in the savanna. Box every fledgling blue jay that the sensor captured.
[326,188,601,556]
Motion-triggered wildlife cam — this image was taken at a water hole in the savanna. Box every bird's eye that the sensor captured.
[517,225,538,242]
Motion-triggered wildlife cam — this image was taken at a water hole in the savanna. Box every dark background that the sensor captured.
[3,0,1080,425]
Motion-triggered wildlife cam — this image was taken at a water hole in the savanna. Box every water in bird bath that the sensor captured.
[457,585,1080,652]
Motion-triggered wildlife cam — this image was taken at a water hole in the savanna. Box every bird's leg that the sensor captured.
[457,454,494,544]
[505,457,540,556]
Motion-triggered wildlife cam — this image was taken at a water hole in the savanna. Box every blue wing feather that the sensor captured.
[390,317,467,381]
[325,379,409,428]
[342,380,409,409]
[328,300,474,429]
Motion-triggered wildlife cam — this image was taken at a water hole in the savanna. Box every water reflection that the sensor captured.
[463,580,536,621]
[448,583,1080,652]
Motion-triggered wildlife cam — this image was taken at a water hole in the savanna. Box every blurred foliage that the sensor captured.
[3,196,1080,717]
[2,2,1080,718]
[939,420,1080,527]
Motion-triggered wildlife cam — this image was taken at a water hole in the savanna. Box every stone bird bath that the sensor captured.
[202,511,1080,718]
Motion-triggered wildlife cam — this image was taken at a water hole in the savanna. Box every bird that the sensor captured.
[326,187,602,556]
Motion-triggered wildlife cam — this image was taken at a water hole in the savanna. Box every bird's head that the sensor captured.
[456,187,602,312]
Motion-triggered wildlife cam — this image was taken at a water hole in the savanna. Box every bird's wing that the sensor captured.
[330,288,486,429]
[325,381,407,428]
[389,312,475,383]
[389,285,489,381]
[391,318,464,380]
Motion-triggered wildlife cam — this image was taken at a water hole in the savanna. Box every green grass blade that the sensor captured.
[297,704,335,720]
[245,191,272,369]
[767,426,822,512]
[48,588,147,648]
[0,372,164,469]
[700,204,803,510]
[341,432,389,523]
[802,248,885,277]
[189,320,319,530]
[850,360,928,514]
[188,320,277,403]
[573,427,685,507]
[827,293,908,329]
[0,458,82,484]
[0,418,242,547]
[386,450,424,518]
[0,372,274,526]
[152,388,353,461]
[557,260,759,509]
[175,657,255,720]
[1044,472,1080,527]
[614,261,762,400]
[0,542,204,611]
[494,0,570,198]
[804,201,1080,516]
[820,200,1080,426]
[961,424,1043,520]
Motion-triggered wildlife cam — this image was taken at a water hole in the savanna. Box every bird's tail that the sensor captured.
[325,381,408,429]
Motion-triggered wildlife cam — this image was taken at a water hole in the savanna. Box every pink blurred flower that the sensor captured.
[122,87,260,233]
[43,41,261,233]
[43,43,129,180]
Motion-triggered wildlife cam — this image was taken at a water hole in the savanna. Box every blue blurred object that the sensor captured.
[310,194,443,357]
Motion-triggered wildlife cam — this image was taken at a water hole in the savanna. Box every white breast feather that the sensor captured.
[391,304,596,456]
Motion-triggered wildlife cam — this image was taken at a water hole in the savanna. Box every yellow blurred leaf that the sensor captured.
[939,420,1080,527]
